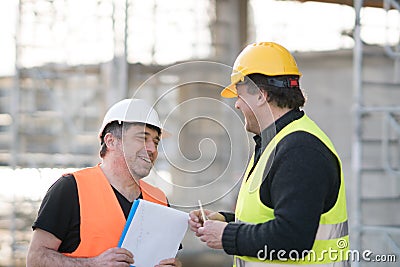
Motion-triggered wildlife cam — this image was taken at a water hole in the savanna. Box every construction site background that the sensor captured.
[0,0,399,266]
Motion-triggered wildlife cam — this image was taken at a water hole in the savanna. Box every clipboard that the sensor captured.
[118,199,188,267]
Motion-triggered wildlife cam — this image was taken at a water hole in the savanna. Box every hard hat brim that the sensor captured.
[221,83,238,98]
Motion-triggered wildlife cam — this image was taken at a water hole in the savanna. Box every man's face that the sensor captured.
[234,83,262,135]
[121,124,160,180]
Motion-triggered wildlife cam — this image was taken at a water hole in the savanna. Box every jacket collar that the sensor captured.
[254,108,305,151]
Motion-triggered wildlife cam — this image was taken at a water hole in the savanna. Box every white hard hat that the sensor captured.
[99,98,168,140]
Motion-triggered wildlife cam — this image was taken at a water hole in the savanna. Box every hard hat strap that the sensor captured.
[266,77,299,88]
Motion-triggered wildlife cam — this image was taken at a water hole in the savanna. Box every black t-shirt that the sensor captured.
[33,174,145,253]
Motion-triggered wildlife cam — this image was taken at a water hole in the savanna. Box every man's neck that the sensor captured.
[100,161,141,202]
[271,106,291,123]
[258,104,291,134]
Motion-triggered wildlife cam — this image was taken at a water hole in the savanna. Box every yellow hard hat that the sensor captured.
[221,42,302,98]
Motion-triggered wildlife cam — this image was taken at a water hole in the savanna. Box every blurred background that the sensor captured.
[0,0,400,266]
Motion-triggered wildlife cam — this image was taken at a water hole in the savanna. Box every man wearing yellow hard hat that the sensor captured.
[190,42,350,266]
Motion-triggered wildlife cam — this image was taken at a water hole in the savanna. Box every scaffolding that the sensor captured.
[4,0,120,169]
[1,0,241,169]
[3,0,400,265]
[352,0,400,265]
[0,1,246,265]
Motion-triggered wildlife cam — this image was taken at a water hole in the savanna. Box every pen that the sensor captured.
[198,199,207,222]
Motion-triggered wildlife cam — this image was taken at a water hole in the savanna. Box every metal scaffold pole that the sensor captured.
[352,0,400,265]
[351,0,363,261]
[11,0,21,170]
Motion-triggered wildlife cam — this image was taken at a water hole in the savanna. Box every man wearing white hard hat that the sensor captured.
[27,99,182,267]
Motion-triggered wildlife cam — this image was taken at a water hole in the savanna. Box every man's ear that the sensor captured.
[257,89,268,105]
[103,133,118,150]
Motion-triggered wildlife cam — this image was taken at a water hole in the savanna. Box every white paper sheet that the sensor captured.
[118,199,188,267]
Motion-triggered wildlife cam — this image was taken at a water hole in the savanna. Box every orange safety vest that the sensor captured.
[63,165,167,258]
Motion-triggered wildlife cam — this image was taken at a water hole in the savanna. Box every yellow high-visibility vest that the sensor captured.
[234,115,350,267]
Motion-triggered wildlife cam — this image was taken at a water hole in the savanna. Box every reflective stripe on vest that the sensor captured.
[315,221,348,241]
[234,220,349,241]
[64,165,167,258]
[234,115,349,266]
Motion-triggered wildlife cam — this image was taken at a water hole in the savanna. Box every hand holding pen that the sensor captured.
[188,200,226,235]
[188,200,228,249]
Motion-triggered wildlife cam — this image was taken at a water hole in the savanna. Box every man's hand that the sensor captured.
[188,209,225,236]
[155,257,182,267]
[197,220,228,249]
[27,229,134,267]
[91,247,134,267]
